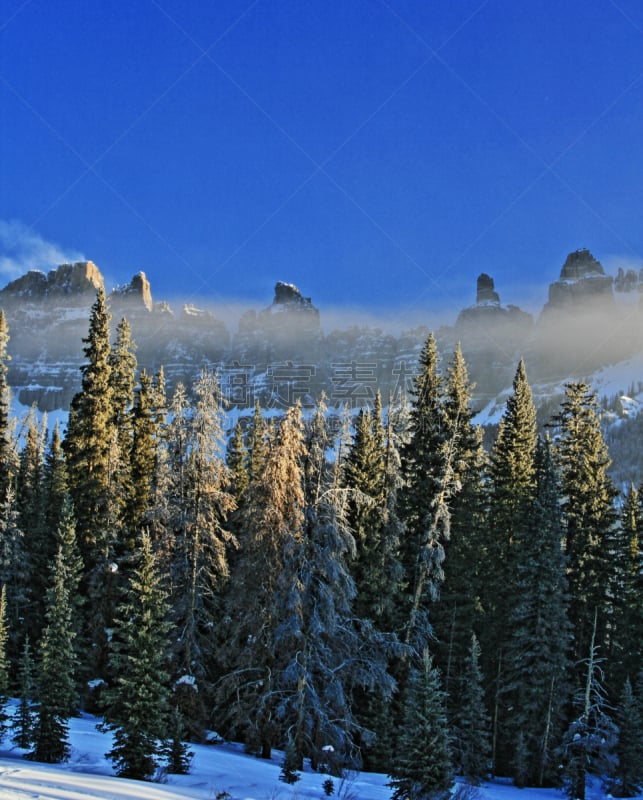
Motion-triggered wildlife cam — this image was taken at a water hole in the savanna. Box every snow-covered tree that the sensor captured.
[101,533,172,779]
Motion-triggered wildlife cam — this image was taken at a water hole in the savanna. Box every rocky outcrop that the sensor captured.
[476,273,500,305]
[110,271,153,312]
[543,249,614,313]
[236,281,321,348]
[0,261,104,305]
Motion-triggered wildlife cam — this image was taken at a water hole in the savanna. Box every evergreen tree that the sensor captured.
[171,369,235,728]
[31,546,78,763]
[503,437,571,786]
[454,634,491,785]
[219,405,306,759]
[101,532,172,780]
[555,382,618,664]
[126,370,157,536]
[12,635,35,749]
[611,678,643,797]
[398,333,451,648]
[483,359,537,776]
[277,399,396,770]
[63,288,117,678]
[0,485,27,658]
[609,485,643,692]
[559,611,617,800]
[226,417,249,503]
[388,649,452,800]
[17,408,48,641]
[432,345,487,713]
[0,311,17,499]
[42,422,68,548]
[0,585,9,740]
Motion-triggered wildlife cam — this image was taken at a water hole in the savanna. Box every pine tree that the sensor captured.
[555,382,618,664]
[31,545,78,763]
[388,649,453,800]
[101,532,172,780]
[454,634,491,785]
[12,635,35,749]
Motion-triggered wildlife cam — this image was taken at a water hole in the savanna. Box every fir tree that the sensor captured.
[101,533,172,780]
[388,649,452,800]
[31,546,78,763]
[126,370,157,536]
[226,417,249,503]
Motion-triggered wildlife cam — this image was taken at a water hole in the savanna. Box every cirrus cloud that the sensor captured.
[0,219,85,281]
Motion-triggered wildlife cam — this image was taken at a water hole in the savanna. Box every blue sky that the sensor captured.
[1,0,642,324]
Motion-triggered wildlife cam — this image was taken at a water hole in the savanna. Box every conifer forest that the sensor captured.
[0,290,641,799]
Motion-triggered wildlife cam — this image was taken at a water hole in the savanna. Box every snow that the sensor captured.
[0,706,630,800]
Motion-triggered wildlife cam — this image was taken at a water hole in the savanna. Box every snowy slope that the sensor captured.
[0,708,633,800]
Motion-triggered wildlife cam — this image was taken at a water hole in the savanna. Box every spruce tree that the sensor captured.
[17,408,48,641]
[101,532,172,780]
[31,546,78,763]
[555,382,618,664]
[219,404,306,759]
[0,585,9,740]
[63,288,116,678]
[226,417,249,503]
[611,678,643,797]
[503,437,571,786]
[559,611,617,800]
[170,369,235,728]
[483,358,537,776]
[432,345,487,713]
[12,635,35,749]
[388,649,452,800]
[609,485,643,692]
[398,333,451,648]
[126,370,157,535]
[0,311,17,499]
[42,421,68,536]
[455,634,491,785]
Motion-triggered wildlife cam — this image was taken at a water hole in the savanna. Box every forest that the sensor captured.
[0,288,641,800]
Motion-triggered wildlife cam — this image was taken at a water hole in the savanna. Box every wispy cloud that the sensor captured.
[0,219,84,280]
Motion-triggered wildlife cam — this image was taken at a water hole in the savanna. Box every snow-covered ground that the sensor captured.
[0,707,630,800]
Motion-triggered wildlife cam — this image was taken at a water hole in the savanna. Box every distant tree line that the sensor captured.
[0,292,641,798]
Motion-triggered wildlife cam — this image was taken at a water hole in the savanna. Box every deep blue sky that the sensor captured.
[1,0,642,324]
